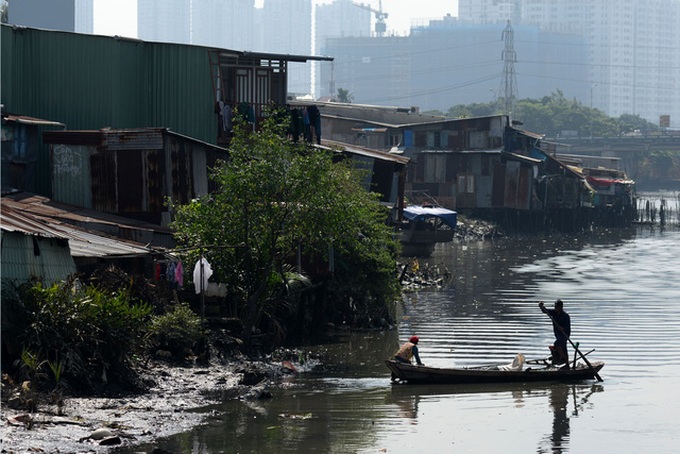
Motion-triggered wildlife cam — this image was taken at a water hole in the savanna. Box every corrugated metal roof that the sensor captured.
[2,193,167,257]
[46,222,154,257]
[1,204,66,239]
[212,49,333,63]
[1,229,77,284]
[43,128,228,153]
[2,113,66,128]
[320,140,410,165]
[5,193,160,225]
[421,148,504,154]
[297,101,509,129]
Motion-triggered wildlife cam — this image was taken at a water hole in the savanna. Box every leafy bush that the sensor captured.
[20,279,152,390]
[147,304,206,358]
[1,281,33,363]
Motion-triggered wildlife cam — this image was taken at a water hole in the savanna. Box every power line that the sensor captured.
[362,73,502,104]
[323,38,500,67]
[333,60,500,85]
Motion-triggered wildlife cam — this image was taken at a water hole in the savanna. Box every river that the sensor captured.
[119,200,680,453]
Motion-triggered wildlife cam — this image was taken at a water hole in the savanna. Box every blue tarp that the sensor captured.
[403,205,457,229]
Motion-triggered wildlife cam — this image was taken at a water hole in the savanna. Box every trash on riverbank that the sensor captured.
[398,215,501,291]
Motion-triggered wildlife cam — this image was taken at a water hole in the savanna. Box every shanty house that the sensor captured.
[313,103,617,230]
[42,128,229,226]
[310,103,537,209]
[1,113,65,193]
[0,24,332,198]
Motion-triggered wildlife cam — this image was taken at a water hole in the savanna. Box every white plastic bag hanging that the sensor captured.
[192,257,213,294]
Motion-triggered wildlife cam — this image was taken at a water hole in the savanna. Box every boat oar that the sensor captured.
[542,309,603,382]
[572,342,579,369]
[528,348,594,366]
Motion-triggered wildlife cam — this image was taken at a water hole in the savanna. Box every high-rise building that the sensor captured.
[320,20,588,114]
[457,0,519,24]
[8,0,93,33]
[191,0,254,50]
[254,0,312,95]
[458,0,680,128]
[314,0,371,98]
[315,0,371,54]
[138,0,191,44]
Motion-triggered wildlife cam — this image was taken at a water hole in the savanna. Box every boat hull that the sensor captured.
[386,359,604,384]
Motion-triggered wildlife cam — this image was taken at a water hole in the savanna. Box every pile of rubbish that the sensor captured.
[454,215,503,240]
[398,259,453,290]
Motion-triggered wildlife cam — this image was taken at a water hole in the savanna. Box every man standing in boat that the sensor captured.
[539,300,571,368]
[391,336,424,381]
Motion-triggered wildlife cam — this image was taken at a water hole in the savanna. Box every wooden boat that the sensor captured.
[385,358,605,385]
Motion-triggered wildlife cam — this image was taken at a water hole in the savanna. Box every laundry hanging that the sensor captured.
[175,261,184,287]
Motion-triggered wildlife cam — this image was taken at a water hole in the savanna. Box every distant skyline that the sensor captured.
[94,0,458,41]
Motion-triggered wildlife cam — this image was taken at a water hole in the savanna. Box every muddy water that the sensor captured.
[121,223,680,453]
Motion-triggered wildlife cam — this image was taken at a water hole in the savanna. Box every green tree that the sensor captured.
[337,88,354,103]
[511,91,655,138]
[446,102,497,118]
[513,101,555,134]
[637,150,680,180]
[171,114,400,348]
[442,91,660,138]
[617,113,658,136]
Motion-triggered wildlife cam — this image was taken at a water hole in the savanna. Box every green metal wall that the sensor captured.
[1,25,217,195]
[0,231,78,284]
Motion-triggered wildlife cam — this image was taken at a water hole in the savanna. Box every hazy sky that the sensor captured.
[93,0,458,39]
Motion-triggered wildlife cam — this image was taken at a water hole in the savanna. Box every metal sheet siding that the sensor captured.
[504,161,520,208]
[517,167,532,210]
[146,44,215,141]
[90,146,118,212]
[476,175,493,208]
[1,25,217,194]
[167,138,193,205]
[1,231,77,284]
[51,144,93,208]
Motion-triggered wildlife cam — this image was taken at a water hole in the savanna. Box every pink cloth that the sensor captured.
[175,261,184,287]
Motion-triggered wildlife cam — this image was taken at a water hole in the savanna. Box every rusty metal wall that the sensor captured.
[47,129,221,223]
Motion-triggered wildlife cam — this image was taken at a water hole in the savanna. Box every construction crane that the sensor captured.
[353,1,389,36]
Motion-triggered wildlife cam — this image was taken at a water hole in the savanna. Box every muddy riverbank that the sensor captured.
[1,355,296,453]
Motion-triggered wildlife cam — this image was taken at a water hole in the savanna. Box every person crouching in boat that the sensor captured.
[392,336,424,381]
[539,300,571,369]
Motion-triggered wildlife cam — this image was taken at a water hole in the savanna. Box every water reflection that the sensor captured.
[116,224,680,453]
[546,386,570,453]
[541,384,604,453]
[383,381,603,454]
[115,379,604,454]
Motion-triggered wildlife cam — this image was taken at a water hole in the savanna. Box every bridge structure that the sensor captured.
[542,135,680,190]
[546,135,680,156]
